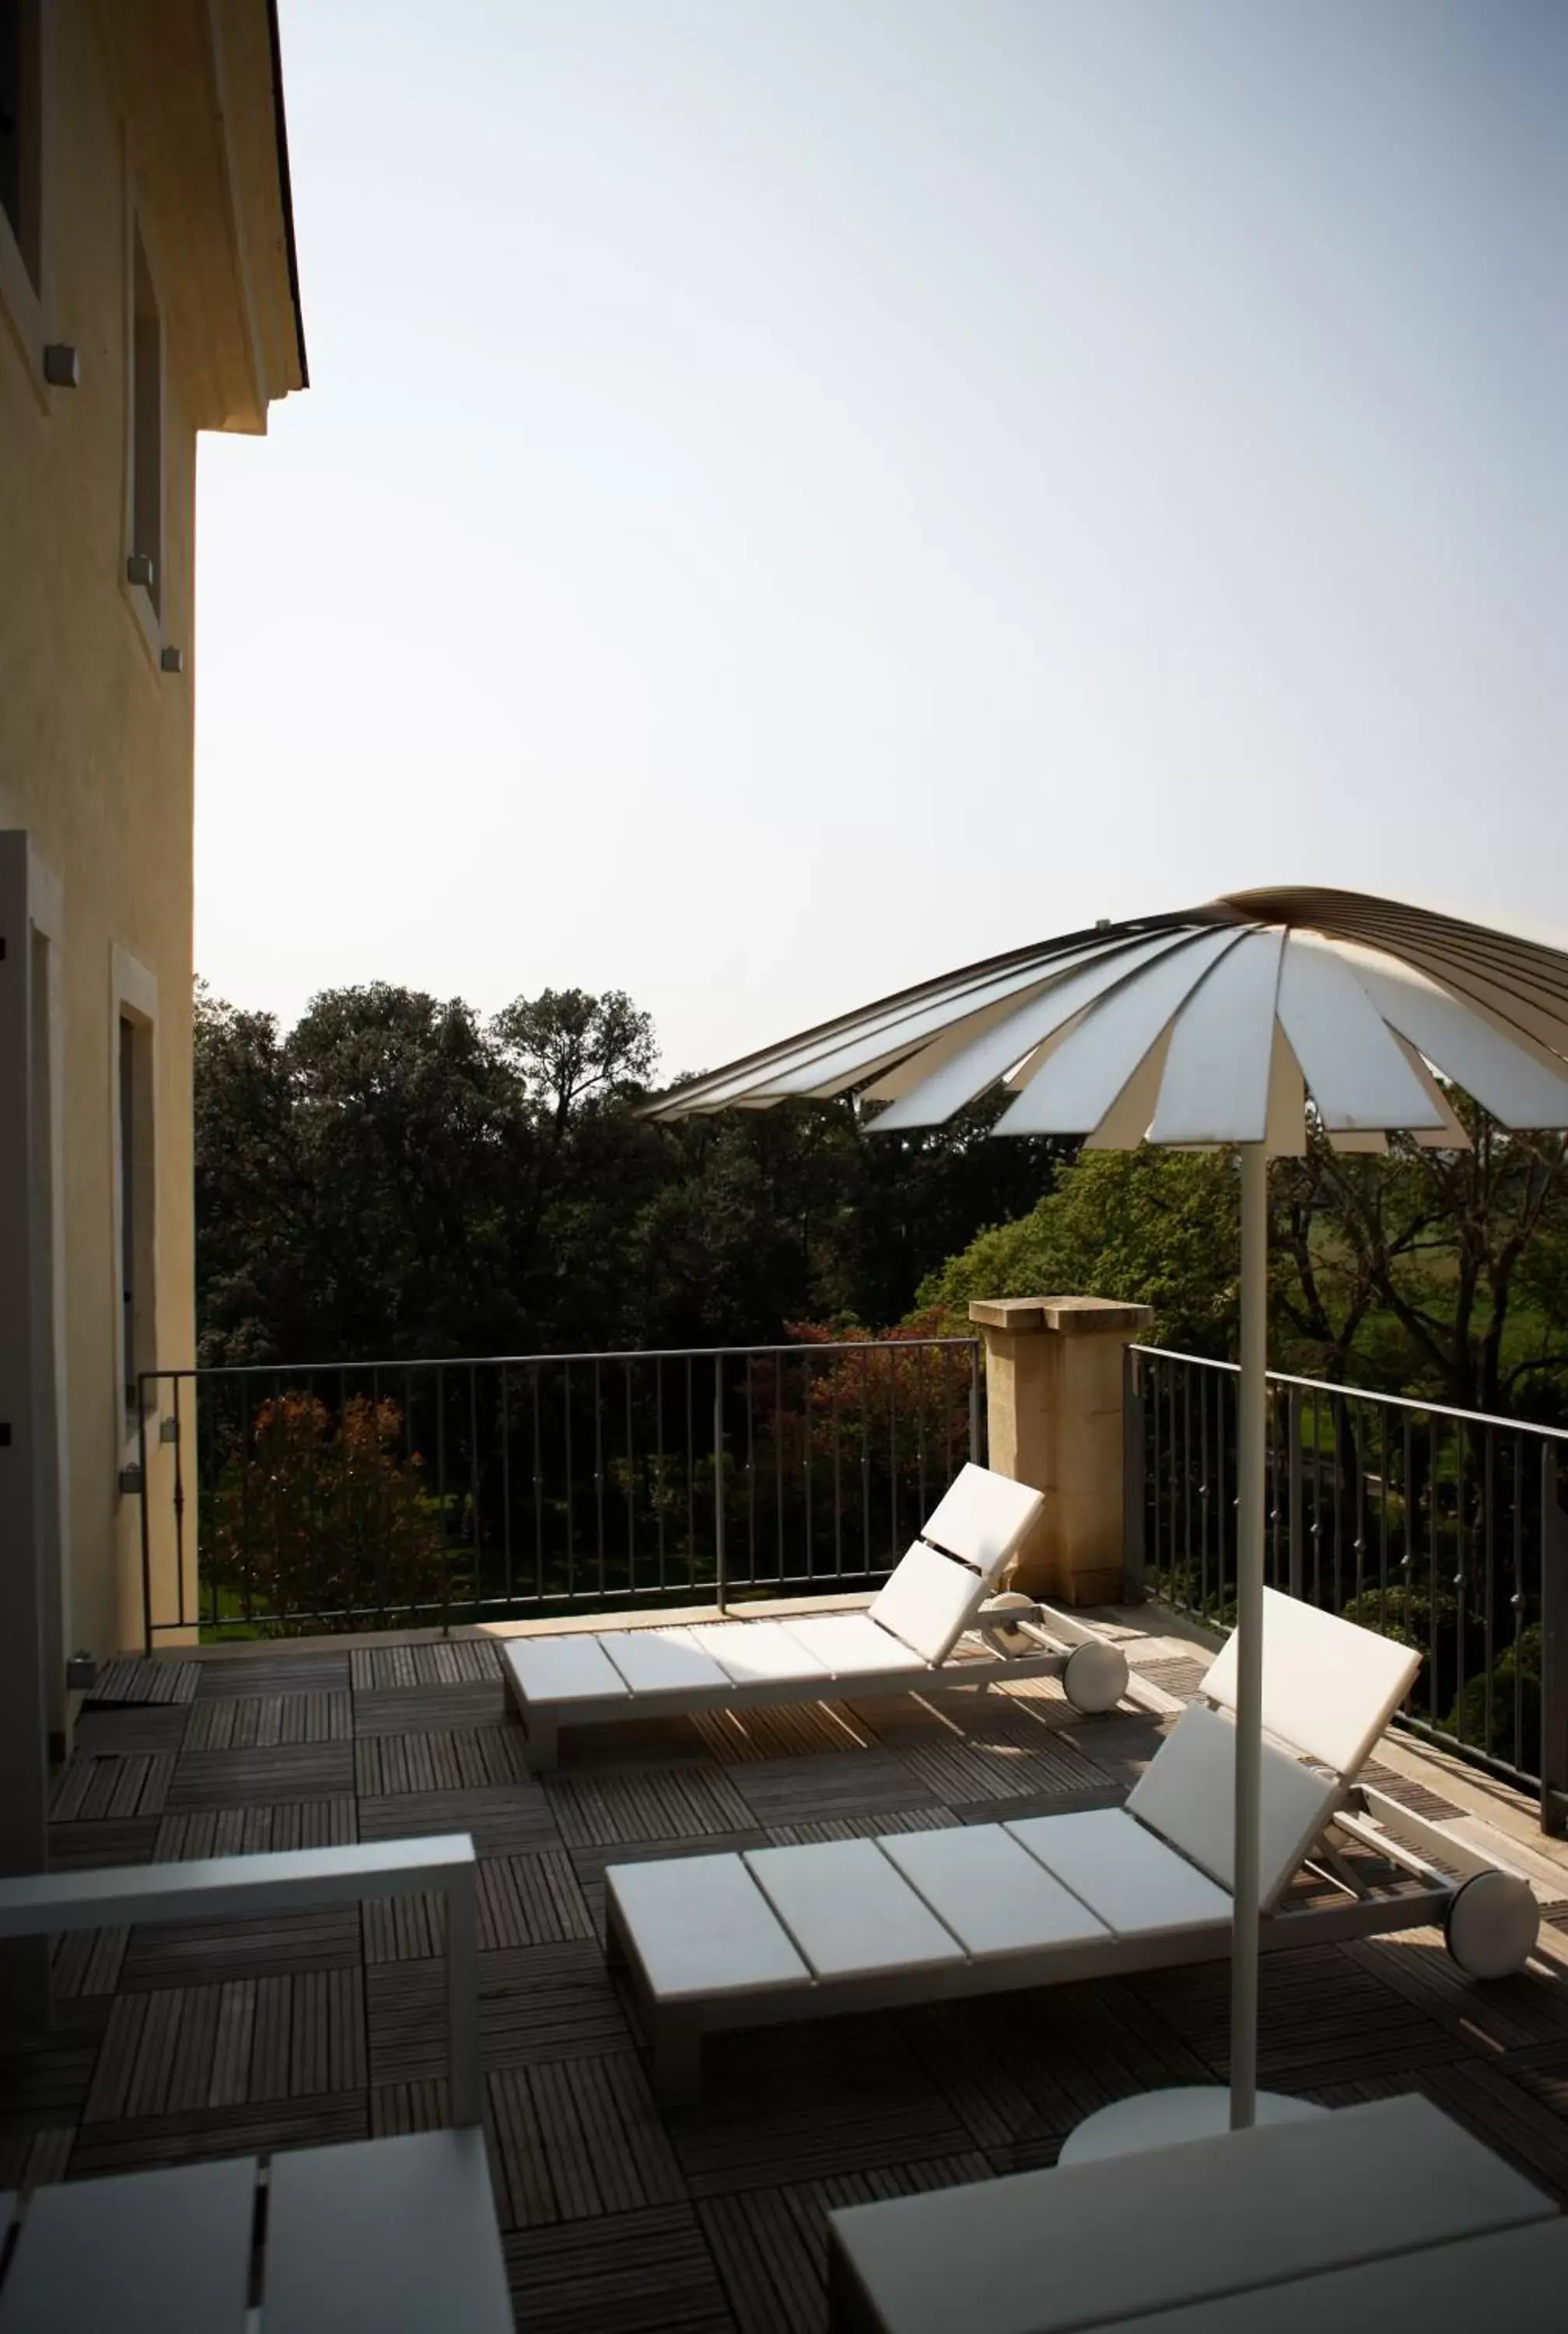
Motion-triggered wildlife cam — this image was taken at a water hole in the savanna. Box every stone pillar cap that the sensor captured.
[968,1295,1154,1337]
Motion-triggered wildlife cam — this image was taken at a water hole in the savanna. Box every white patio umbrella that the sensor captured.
[649,887,1568,2147]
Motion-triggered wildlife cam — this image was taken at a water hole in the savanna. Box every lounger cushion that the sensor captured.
[782,1611,931,1680]
[1126,1700,1342,1912]
[920,1464,1044,1580]
[263,2129,512,2334]
[686,1621,831,1684]
[595,1629,730,1697]
[877,1826,1110,1956]
[744,1839,966,1978]
[607,1854,811,2003]
[1203,1586,1419,1779]
[504,1634,629,1706]
[1006,1808,1232,1936]
[1094,2218,1568,2334]
[868,1544,988,1665]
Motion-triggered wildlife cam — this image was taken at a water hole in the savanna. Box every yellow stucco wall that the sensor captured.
[0,0,302,1663]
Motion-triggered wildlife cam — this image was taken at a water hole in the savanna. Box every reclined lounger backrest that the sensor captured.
[867,1466,1046,1666]
[919,1464,1045,1581]
[1202,1587,1421,1782]
[1126,1700,1343,1914]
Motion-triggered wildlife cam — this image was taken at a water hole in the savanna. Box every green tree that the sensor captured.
[492,987,656,1142]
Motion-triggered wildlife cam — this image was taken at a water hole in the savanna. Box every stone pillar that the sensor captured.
[968,1295,1153,1607]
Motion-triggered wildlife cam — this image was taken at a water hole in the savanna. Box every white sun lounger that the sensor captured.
[502,1465,1133,1768]
[606,1589,1543,2101]
[824,2094,1564,2334]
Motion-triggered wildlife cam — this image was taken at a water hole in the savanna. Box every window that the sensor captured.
[130,224,163,613]
[116,1003,155,1429]
[0,0,41,291]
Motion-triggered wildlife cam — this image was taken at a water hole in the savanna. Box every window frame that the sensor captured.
[121,198,167,661]
[110,944,158,1466]
[0,0,51,402]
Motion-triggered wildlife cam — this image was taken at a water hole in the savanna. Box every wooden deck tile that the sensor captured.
[1130,1653,1211,1699]
[86,1659,201,1707]
[72,1705,191,1757]
[350,1640,501,1689]
[359,1782,561,1857]
[51,1925,130,1999]
[557,1715,726,1772]
[362,1891,446,1964]
[50,1751,176,1821]
[69,2091,368,2177]
[690,1703,871,1765]
[167,1739,355,1810]
[0,2023,100,2127]
[487,2052,686,2228]
[503,2204,733,2334]
[1360,1758,1466,1820]
[46,1817,159,1870]
[543,1766,757,1849]
[667,2020,977,2197]
[726,1752,943,1830]
[1132,1940,1474,2090]
[903,1979,1214,2154]
[953,1784,1124,1825]
[154,1798,357,1859]
[120,1904,362,1990]
[194,1651,352,1698]
[891,1727,1111,1804]
[352,1680,506,1736]
[699,2155,992,2334]
[1345,1925,1568,2054]
[765,1808,960,1846]
[369,2078,450,2136]
[82,1967,366,2118]
[478,1850,595,1949]
[366,1941,634,2086]
[184,1691,352,1751]
[354,1723,531,1796]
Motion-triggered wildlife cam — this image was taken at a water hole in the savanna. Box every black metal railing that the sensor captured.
[1124,1344,1568,1828]
[136,1338,983,1649]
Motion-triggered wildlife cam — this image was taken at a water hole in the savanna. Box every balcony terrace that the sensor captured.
[9,1603,1568,2334]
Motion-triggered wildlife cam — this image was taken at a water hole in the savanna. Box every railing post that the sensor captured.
[1287,1386,1304,1601]
[968,1344,982,1466]
[1541,1446,1568,1837]
[713,1358,727,1616]
[1122,1346,1146,1604]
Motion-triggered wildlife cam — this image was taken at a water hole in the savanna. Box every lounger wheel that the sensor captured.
[1062,1639,1129,1715]
[1444,1870,1539,1979]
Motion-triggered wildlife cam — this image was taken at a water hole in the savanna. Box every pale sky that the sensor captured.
[195,0,1566,1081]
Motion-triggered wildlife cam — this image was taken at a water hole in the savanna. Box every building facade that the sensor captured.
[0,0,305,1951]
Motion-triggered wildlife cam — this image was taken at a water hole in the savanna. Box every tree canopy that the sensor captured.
[194,979,1066,1368]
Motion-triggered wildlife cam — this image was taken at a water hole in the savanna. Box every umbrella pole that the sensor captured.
[1230,1140,1269,2129]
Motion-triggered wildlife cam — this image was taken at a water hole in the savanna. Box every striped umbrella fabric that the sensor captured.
[647,888,1568,1143]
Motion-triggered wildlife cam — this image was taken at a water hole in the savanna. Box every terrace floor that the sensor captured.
[9,1613,1568,2332]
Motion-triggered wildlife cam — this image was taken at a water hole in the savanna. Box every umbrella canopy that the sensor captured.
[648,887,1568,1142]
[649,887,1568,2150]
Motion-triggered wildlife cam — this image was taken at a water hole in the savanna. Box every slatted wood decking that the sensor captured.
[6,1624,1568,2332]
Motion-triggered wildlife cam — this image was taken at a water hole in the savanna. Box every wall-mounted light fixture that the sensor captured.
[43,344,80,387]
[159,646,184,675]
[126,552,156,588]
